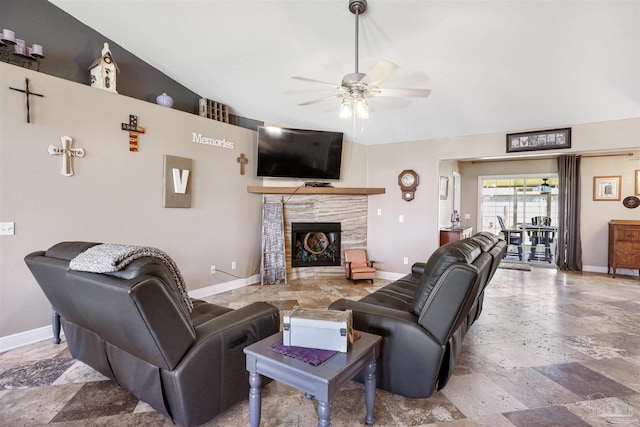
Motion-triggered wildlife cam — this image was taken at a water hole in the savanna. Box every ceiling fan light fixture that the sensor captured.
[339,99,353,119]
[540,178,552,194]
[354,97,369,120]
[293,0,429,134]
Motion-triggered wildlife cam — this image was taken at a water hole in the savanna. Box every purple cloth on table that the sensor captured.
[268,342,338,365]
[268,333,361,366]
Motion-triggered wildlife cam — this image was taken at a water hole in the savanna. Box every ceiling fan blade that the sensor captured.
[291,76,340,88]
[375,88,431,98]
[366,60,398,85]
[284,88,341,95]
[298,93,343,106]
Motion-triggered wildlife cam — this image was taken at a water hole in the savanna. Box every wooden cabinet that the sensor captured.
[440,227,473,246]
[608,220,640,278]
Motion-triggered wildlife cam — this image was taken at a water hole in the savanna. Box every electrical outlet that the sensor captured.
[210,265,216,274]
[0,222,15,235]
[231,261,237,270]
[464,213,471,220]
[403,257,409,265]
[377,208,382,216]
[399,215,404,223]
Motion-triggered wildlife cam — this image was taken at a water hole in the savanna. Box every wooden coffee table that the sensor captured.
[244,331,381,427]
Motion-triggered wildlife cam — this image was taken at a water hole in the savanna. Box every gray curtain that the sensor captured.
[556,155,583,270]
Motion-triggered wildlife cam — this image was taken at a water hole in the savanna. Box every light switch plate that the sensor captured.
[0,222,15,235]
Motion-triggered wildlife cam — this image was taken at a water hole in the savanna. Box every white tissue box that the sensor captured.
[283,306,353,352]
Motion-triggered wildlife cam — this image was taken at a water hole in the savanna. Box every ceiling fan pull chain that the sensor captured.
[353,115,357,139]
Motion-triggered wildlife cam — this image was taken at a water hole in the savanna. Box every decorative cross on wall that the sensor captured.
[121,115,146,151]
[9,77,44,123]
[237,153,248,175]
[48,136,85,176]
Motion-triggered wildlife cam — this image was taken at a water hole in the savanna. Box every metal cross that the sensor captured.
[9,77,44,123]
[48,136,85,177]
[237,153,248,175]
[121,115,146,151]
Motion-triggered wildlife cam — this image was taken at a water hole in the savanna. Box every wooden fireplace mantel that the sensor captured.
[247,186,385,195]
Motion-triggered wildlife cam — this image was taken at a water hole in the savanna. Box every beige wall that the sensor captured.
[580,153,640,271]
[366,119,639,274]
[458,157,558,230]
[0,63,370,338]
[457,153,640,273]
[1,61,638,342]
[0,64,252,336]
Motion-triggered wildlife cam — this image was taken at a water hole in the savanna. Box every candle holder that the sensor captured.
[0,30,44,70]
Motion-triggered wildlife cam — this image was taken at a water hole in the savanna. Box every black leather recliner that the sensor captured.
[330,232,505,398]
[25,242,280,427]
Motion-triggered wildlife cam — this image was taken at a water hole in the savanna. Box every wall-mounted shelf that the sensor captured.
[247,186,385,195]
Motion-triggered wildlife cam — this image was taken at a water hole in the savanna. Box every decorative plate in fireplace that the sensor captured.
[303,232,330,254]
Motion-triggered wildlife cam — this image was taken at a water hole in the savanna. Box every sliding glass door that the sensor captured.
[480,175,558,265]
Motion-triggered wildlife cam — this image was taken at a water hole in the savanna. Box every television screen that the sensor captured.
[256,126,344,180]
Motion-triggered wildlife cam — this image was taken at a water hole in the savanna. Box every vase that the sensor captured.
[156,93,173,108]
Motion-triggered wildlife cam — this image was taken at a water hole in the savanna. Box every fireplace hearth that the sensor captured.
[291,222,341,267]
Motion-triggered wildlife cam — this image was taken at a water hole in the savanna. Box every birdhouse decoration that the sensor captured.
[89,42,118,93]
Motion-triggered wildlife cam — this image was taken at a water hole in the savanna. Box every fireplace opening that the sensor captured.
[291,222,341,267]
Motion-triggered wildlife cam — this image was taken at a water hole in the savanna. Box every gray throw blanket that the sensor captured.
[69,243,193,312]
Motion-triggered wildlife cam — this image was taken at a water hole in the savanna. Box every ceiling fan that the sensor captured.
[291,0,431,120]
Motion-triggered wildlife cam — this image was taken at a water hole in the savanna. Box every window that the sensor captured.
[480,175,558,264]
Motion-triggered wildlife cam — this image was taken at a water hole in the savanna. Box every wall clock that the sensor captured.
[398,169,419,201]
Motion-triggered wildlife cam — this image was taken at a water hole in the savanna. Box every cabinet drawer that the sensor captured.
[615,229,640,241]
[616,252,640,267]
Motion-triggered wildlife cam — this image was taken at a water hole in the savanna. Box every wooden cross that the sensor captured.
[47,136,85,177]
[9,77,44,123]
[237,153,248,175]
[121,115,146,151]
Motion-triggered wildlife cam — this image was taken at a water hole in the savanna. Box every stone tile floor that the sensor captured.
[1,267,639,426]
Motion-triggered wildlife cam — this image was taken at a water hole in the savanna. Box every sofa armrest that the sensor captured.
[330,298,436,342]
[192,301,280,344]
[162,301,280,427]
[331,298,417,324]
[411,262,426,275]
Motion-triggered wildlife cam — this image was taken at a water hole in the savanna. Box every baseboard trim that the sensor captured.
[188,274,261,299]
[0,325,60,353]
[583,265,639,276]
[376,271,404,281]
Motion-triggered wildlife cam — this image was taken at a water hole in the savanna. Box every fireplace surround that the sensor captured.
[262,193,367,280]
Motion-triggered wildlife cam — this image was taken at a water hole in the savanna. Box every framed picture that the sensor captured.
[636,170,640,196]
[506,127,571,153]
[593,176,621,201]
[439,176,449,200]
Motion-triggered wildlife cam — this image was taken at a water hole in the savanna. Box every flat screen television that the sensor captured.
[256,126,344,180]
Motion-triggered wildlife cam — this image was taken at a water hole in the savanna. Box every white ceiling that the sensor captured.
[50,0,639,146]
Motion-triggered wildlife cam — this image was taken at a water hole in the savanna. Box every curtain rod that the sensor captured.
[471,152,634,163]
[583,152,635,158]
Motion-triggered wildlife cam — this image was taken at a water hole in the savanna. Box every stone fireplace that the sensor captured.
[291,222,341,267]
[263,193,368,280]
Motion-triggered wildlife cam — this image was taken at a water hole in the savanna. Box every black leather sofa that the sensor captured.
[330,232,505,398]
[25,242,280,427]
